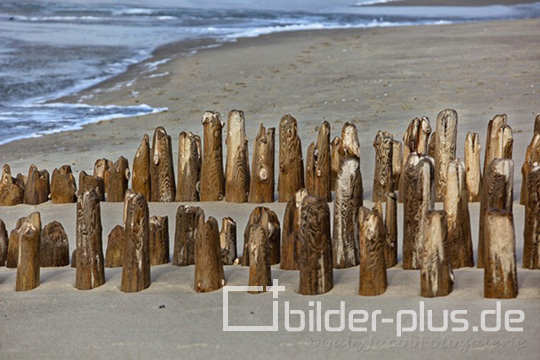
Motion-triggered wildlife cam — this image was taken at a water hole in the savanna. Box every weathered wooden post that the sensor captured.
[75,190,105,290]
[305,142,315,195]
[358,207,387,296]
[225,110,250,203]
[243,207,280,266]
[523,165,540,269]
[535,114,540,134]
[78,171,105,201]
[298,196,333,295]
[24,164,50,205]
[107,156,129,202]
[105,225,124,268]
[150,215,169,266]
[278,114,304,202]
[520,133,540,205]
[428,131,436,159]
[391,140,402,191]
[385,191,398,268]
[313,121,331,201]
[173,205,204,266]
[340,122,361,158]
[249,124,275,203]
[281,188,307,270]
[331,136,341,191]
[465,132,482,202]
[150,126,176,202]
[176,131,201,202]
[248,221,271,294]
[200,111,225,201]
[373,130,394,202]
[0,164,25,206]
[93,158,112,185]
[220,217,237,265]
[0,220,7,266]
[483,114,509,175]
[50,165,77,203]
[132,134,151,200]
[417,117,432,155]
[421,210,454,297]
[40,221,69,267]
[434,109,458,202]
[398,118,419,203]
[15,212,41,291]
[194,216,225,292]
[6,217,24,268]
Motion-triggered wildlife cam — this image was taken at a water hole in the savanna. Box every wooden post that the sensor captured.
[373,130,394,202]
[483,114,507,176]
[132,134,151,200]
[150,215,169,266]
[176,131,201,202]
[278,114,304,202]
[313,121,331,202]
[6,217,24,268]
[40,221,69,267]
[24,164,50,205]
[50,165,77,203]
[520,133,540,205]
[105,225,124,268]
[298,196,333,295]
[421,210,454,297]
[417,117,432,155]
[535,114,540,134]
[243,207,280,266]
[391,140,402,191]
[478,159,513,268]
[15,212,41,291]
[330,136,341,191]
[399,118,419,203]
[248,222,271,294]
[75,190,105,290]
[93,158,112,200]
[220,217,237,265]
[523,165,540,269]
[333,157,362,268]
[200,111,225,201]
[494,124,513,160]
[465,132,482,202]
[340,122,361,158]
[121,192,151,292]
[71,249,77,268]
[225,110,250,203]
[281,188,307,270]
[0,220,7,266]
[150,126,176,202]
[428,131,436,159]
[305,142,315,195]
[434,109,458,202]
[358,207,387,296]
[173,205,204,266]
[107,156,129,202]
[444,159,474,268]
[484,211,518,299]
[385,191,398,268]
[0,164,25,206]
[249,124,275,203]
[78,171,105,201]
[403,153,435,270]
[194,216,225,292]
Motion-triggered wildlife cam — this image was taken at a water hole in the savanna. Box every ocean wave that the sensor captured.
[356,0,403,6]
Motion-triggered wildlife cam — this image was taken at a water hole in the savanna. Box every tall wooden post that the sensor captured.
[331,136,341,191]
[24,164,50,205]
[249,124,275,203]
[105,225,124,268]
[200,111,225,201]
[523,165,540,269]
[278,114,304,202]
[465,132,482,202]
[107,156,130,202]
[150,126,176,202]
[6,217,24,268]
[248,222,272,294]
[391,140,402,191]
[305,142,315,195]
[173,205,204,266]
[194,216,225,292]
[417,117,432,155]
[483,114,508,175]
[281,188,307,270]
[385,191,398,268]
[0,164,24,206]
[15,213,41,291]
[225,110,250,203]
[0,220,7,266]
[132,134,151,200]
[50,165,77,203]
[150,215,169,266]
[358,207,387,296]
[340,122,361,158]
[243,207,280,266]
[220,217,237,265]
[78,171,105,201]
[177,131,201,202]
[313,121,331,202]
[520,133,540,205]
[398,118,419,203]
[40,221,69,267]
[373,130,394,202]
[434,109,458,202]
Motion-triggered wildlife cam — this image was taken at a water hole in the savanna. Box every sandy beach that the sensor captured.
[1,17,540,359]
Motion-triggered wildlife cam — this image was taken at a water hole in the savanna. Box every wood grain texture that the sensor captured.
[6,217,24,268]
[220,217,237,265]
[93,158,112,197]
[105,225,124,268]
[248,223,271,294]
[24,164,50,205]
[483,114,507,176]
[0,164,24,206]
[373,130,394,202]
[535,114,540,134]
[305,142,316,195]
[465,132,482,202]
[150,126,176,202]
[78,171,105,201]
[428,130,436,159]
[243,207,280,266]
[523,165,540,269]
[173,205,204,266]
[330,136,341,191]
[225,110,250,203]
[434,109,458,202]
[132,134,151,200]
[107,156,130,202]
[150,215,169,266]
[520,132,540,205]
[194,216,225,293]
[385,191,398,268]
[249,124,275,203]
[417,117,432,155]
[40,221,69,267]
[280,188,307,270]
[358,207,387,296]
[200,111,225,201]
[0,219,7,266]
[278,114,304,202]
[340,122,361,159]
[177,131,201,202]
[398,118,420,203]
[15,212,41,291]
[313,121,331,202]
[391,140,402,191]
[50,165,77,204]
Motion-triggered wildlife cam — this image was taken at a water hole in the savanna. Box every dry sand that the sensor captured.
[1,18,540,359]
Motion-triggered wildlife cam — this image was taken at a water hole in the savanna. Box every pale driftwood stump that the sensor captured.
[358,207,387,296]
[194,216,225,292]
[0,164,25,206]
[249,124,275,203]
[107,156,129,202]
[434,109,458,202]
[398,118,419,203]
[465,132,482,202]
[0,220,7,266]
[243,207,280,266]
[40,221,69,267]
[150,126,176,202]
[484,211,518,299]
[220,217,237,265]
[483,114,507,176]
[298,196,333,295]
[248,223,271,294]
[78,171,105,201]
[200,111,225,201]
[281,188,307,270]
[93,159,112,199]
[177,131,201,202]
[313,121,331,202]
[520,133,540,205]
[150,215,169,266]
[333,157,362,268]
[121,192,151,292]
[478,159,513,269]
[330,136,341,191]
[494,124,513,160]
[132,134,151,200]
[305,142,316,195]
[340,122,361,159]
[16,212,41,291]
[421,210,454,297]
[225,110,250,203]
[50,165,77,204]
[391,140,402,191]
[403,153,435,270]
[278,114,304,202]
[105,225,124,268]
[417,117,432,155]
[173,205,204,266]
[373,130,394,202]
[444,159,474,268]
[385,191,398,268]
[75,190,105,290]
[6,217,24,268]
[523,165,540,269]
[24,164,50,205]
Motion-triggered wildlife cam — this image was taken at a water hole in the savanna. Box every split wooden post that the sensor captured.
[24,164,50,205]
[444,159,474,268]
[176,131,201,202]
[385,191,398,268]
[150,215,169,266]
[132,134,151,200]
[249,124,275,203]
[200,111,225,201]
[434,109,458,202]
[417,117,432,155]
[40,221,69,267]
[243,207,280,266]
[6,217,24,268]
[358,207,387,296]
[0,164,25,206]
[281,188,307,270]
[330,136,341,191]
[220,217,237,265]
[225,110,250,203]
[15,212,41,291]
[478,159,513,268]
[483,114,509,176]
[248,222,271,294]
[107,156,129,202]
[520,133,540,205]
[150,126,176,202]
[305,142,316,195]
[523,165,540,269]
[194,216,225,292]
[391,140,402,191]
[75,190,105,290]
[121,192,151,292]
[421,210,454,297]
[173,205,204,266]
[373,130,394,202]
[105,225,124,268]
[398,118,419,203]
[465,132,482,202]
[333,157,363,268]
[428,131,436,159]
[484,210,518,299]
[340,122,361,159]
[313,121,331,201]
[50,165,77,203]
[78,171,105,201]
[0,220,7,266]
[278,114,304,202]
[298,196,333,295]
